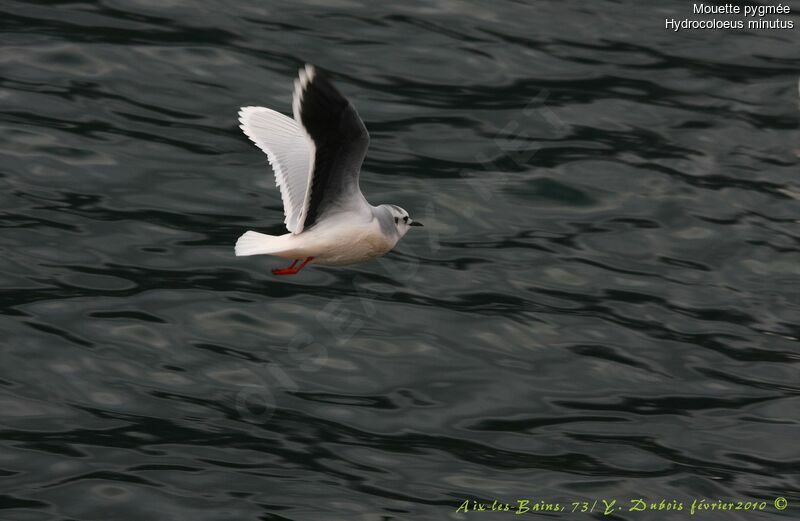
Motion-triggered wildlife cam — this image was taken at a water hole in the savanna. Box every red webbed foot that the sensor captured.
[272,257,314,276]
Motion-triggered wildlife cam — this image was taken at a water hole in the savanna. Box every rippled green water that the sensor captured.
[1,1,799,520]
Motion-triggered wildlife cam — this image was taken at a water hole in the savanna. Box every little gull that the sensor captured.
[235,65,422,275]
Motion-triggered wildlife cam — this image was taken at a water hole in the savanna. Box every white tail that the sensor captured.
[235,230,284,256]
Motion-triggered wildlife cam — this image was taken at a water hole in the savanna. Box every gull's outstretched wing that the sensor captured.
[239,65,370,234]
[292,65,370,230]
[238,106,314,233]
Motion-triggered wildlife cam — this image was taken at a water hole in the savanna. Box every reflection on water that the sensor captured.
[0,0,798,519]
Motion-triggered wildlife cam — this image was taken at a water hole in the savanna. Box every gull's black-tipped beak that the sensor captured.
[410,221,424,227]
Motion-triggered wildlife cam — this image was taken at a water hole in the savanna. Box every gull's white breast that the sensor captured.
[278,212,396,266]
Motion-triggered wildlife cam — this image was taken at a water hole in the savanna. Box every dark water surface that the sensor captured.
[1,1,799,519]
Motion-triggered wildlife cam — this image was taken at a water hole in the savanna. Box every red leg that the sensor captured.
[295,256,314,272]
[272,257,313,276]
[272,259,298,275]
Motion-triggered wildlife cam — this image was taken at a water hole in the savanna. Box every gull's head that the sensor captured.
[385,204,423,238]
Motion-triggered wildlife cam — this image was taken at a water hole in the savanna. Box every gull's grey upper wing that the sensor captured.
[292,65,370,230]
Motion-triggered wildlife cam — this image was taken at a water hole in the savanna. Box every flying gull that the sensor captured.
[235,65,422,275]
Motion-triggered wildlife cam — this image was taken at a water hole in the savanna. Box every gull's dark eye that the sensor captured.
[394,217,399,224]
[403,216,409,223]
